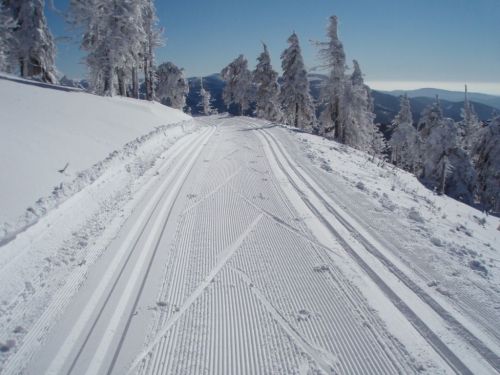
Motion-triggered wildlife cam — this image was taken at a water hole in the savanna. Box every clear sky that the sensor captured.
[46,0,500,95]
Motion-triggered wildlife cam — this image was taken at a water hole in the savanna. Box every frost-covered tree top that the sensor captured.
[312,15,347,75]
[392,92,413,127]
[280,32,315,129]
[418,95,443,140]
[220,54,253,116]
[253,42,282,122]
[156,62,189,110]
[3,0,58,82]
[199,77,215,115]
[68,0,163,97]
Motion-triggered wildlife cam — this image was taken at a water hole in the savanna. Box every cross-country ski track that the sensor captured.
[1,116,500,375]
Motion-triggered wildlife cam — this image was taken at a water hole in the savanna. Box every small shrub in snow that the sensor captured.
[356,182,365,190]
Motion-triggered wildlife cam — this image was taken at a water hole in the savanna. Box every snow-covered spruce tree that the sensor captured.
[0,3,15,71]
[199,77,214,115]
[156,62,189,110]
[312,15,347,135]
[458,85,481,151]
[140,0,163,101]
[220,54,253,116]
[280,32,315,130]
[417,95,443,140]
[422,116,476,203]
[392,92,413,128]
[68,0,160,97]
[2,0,57,83]
[474,116,500,212]
[388,122,422,173]
[253,42,283,122]
[389,92,420,172]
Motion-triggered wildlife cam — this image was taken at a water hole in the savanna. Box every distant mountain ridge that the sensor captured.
[186,74,499,124]
[382,88,500,111]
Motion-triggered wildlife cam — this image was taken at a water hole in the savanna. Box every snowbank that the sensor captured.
[0,73,192,241]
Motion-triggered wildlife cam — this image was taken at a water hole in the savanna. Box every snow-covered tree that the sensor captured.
[220,54,253,116]
[474,116,500,212]
[338,78,380,153]
[422,117,476,203]
[2,0,57,83]
[68,0,162,97]
[140,0,163,101]
[253,42,283,122]
[418,95,443,140]
[0,4,15,71]
[280,32,315,130]
[392,92,413,128]
[388,122,422,173]
[199,77,215,115]
[458,85,481,151]
[156,61,189,110]
[312,15,347,135]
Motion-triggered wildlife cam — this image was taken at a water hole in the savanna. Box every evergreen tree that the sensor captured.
[280,32,315,130]
[0,3,15,71]
[312,15,347,135]
[418,95,443,140]
[68,0,162,97]
[156,61,189,110]
[388,122,422,173]
[458,85,481,151]
[253,42,283,122]
[422,116,476,203]
[140,0,163,101]
[392,92,413,128]
[220,54,253,116]
[199,77,214,115]
[474,117,500,212]
[2,0,57,83]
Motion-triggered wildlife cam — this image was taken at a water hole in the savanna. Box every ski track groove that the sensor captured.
[0,125,208,374]
[250,119,495,373]
[135,120,421,375]
[264,124,500,367]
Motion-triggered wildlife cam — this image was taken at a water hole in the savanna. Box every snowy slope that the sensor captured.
[0,73,191,239]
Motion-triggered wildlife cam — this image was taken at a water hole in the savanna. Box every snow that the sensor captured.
[0,72,190,231]
[1,75,500,374]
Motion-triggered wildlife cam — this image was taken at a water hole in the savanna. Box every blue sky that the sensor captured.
[46,0,500,95]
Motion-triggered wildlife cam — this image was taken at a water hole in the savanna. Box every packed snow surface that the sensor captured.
[1,76,500,375]
[0,73,190,226]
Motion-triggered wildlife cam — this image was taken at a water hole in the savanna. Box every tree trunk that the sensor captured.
[132,66,139,99]
[239,103,243,116]
[117,69,126,97]
[103,65,112,96]
[294,103,299,128]
[144,58,151,100]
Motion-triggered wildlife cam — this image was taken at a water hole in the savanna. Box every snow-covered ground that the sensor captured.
[0,73,191,238]
[1,76,499,374]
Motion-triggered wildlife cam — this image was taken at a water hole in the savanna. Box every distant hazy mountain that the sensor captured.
[186,74,499,123]
[383,88,500,111]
